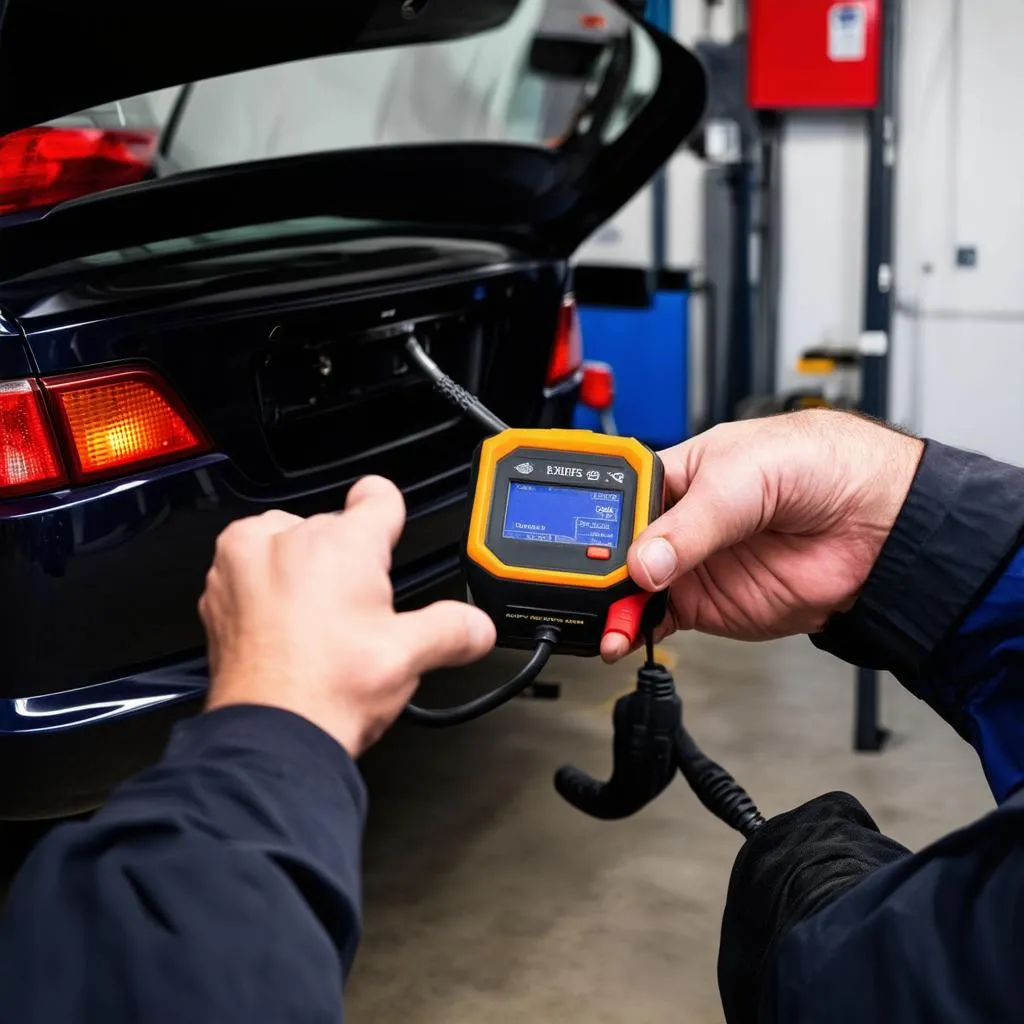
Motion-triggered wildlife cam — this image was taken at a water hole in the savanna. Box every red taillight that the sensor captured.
[0,380,66,497]
[46,368,209,483]
[546,295,584,387]
[0,127,157,215]
[579,361,616,412]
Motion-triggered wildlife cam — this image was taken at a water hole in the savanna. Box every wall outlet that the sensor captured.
[956,246,978,268]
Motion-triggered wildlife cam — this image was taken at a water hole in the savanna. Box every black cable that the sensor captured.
[644,631,656,667]
[557,626,766,836]
[404,627,559,728]
[399,336,554,729]
[404,335,509,435]
[403,333,766,836]
[674,727,765,839]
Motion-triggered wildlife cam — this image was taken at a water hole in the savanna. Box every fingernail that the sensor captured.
[601,634,629,663]
[638,538,677,588]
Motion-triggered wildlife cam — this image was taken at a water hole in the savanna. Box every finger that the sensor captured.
[214,509,303,564]
[600,610,673,663]
[600,632,631,663]
[394,601,496,675]
[300,476,407,577]
[628,474,759,591]
[339,475,407,558]
[657,435,704,503]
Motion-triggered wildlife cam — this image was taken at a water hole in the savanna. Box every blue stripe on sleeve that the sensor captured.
[926,546,1024,802]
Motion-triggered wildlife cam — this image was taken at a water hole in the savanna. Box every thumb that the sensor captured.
[396,600,497,676]
[628,476,761,591]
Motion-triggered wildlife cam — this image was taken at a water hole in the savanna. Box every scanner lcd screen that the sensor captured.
[501,482,622,547]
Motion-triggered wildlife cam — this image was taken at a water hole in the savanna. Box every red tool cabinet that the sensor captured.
[749,0,881,110]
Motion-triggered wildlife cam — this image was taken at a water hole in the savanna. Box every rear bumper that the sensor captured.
[0,568,466,819]
[0,450,474,818]
[0,453,472,700]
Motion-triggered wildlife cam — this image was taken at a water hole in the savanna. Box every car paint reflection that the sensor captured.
[1,660,208,734]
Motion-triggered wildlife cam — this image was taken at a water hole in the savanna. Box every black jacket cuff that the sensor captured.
[812,440,1024,690]
[161,705,368,869]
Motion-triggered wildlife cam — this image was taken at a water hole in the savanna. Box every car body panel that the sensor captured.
[0,306,33,376]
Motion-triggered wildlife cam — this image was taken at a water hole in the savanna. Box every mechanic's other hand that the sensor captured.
[200,477,496,757]
[717,792,910,1024]
[602,411,923,659]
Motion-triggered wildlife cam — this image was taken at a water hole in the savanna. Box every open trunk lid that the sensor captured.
[0,0,705,280]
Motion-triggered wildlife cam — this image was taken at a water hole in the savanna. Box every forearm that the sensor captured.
[0,706,366,1023]
[812,439,1024,796]
[813,439,1024,682]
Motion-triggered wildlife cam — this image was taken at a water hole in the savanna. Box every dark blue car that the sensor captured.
[0,0,704,818]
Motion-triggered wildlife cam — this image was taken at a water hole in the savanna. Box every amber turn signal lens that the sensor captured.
[46,368,209,482]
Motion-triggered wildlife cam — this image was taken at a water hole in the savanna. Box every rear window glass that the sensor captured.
[68,0,657,176]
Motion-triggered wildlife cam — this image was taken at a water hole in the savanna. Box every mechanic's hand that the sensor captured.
[602,410,924,659]
[200,477,496,757]
[718,792,910,1024]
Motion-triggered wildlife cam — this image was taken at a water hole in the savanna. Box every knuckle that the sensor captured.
[215,518,250,556]
[379,646,414,684]
[258,508,298,531]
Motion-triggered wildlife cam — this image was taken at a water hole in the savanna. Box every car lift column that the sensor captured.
[855,0,900,752]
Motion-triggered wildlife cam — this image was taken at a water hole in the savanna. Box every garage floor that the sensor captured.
[350,632,993,1024]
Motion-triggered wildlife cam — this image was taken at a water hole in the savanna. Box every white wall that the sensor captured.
[890,0,1024,465]
[775,0,1024,465]
[776,115,868,392]
[576,0,738,269]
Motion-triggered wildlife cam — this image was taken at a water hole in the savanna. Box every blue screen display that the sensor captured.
[502,483,623,547]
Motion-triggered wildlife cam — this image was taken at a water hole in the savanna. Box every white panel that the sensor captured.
[665,0,718,271]
[915,319,1024,467]
[775,115,868,392]
[575,185,654,267]
[950,0,1024,312]
[666,149,705,269]
[889,0,1024,456]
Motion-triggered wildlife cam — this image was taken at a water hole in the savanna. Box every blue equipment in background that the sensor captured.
[573,268,690,451]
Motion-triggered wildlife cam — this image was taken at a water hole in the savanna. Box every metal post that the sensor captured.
[855,0,900,752]
[647,0,671,277]
[724,160,755,420]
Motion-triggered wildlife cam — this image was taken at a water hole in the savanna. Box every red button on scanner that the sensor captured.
[586,546,612,561]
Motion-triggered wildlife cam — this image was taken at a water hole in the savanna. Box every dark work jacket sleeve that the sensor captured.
[762,441,1024,1023]
[0,705,367,1024]
[767,790,1024,1023]
[813,439,1024,797]
[812,439,1024,689]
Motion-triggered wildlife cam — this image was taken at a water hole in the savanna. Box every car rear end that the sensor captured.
[0,233,586,816]
[0,0,705,817]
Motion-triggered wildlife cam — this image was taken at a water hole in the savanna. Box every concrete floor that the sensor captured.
[350,632,993,1024]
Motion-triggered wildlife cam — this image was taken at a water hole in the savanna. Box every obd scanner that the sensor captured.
[464,429,665,658]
